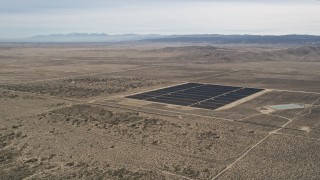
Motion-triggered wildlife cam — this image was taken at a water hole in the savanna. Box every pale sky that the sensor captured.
[0,0,320,38]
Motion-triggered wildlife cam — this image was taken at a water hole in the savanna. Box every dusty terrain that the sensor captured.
[0,43,319,179]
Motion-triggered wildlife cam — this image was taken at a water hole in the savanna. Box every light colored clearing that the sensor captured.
[216,89,271,111]
[259,106,275,114]
[269,103,305,110]
[300,126,311,132]
[166,104,196,111]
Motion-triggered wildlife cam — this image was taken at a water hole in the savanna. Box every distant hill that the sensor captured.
[148,45,320,63]
[1,33,320,45]
[1,33,164,43]
[141,34,320,45]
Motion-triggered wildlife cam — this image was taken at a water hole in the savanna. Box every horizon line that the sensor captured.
[2,33,320,40]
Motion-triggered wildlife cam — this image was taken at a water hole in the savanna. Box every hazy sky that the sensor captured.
[1,0,320,38]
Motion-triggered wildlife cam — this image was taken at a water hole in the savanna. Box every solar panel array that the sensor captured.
[127,83,264,110]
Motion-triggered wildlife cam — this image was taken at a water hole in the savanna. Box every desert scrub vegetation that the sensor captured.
[1,76,168,98]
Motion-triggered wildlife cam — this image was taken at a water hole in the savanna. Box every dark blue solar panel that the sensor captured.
[159,95,207,101]
[147,98,193,106]
[153,96,199,103]
[127,83,264,110]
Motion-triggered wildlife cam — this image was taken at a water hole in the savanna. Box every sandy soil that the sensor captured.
[0,43,319,179]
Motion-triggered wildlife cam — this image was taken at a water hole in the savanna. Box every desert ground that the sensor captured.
[0,43,319,179]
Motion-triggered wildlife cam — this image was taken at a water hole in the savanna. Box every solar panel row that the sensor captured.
[127,83,264,110]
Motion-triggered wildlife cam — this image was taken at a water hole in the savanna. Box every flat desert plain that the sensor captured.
[0,43,319,179]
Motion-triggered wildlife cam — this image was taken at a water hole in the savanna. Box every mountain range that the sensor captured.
[1,33,320,45]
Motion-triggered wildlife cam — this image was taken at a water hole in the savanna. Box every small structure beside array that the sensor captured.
[127,83,264,110]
